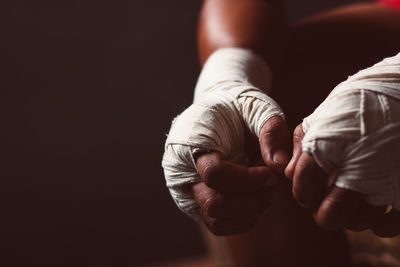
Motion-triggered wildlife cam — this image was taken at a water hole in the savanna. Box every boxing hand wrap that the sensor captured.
[302,52,400,210]
[162,48,284,220]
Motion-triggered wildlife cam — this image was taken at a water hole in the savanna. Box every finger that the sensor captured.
[193,182,262,235]
[345,202,387,232]
[284,124,304,180]
[314,186,362,230]
[193,182,278,219]
[202,210,260,236]
[292,152,328,208]
[259,116,290,173]
[196,152,280,192]
[372,209,400,237]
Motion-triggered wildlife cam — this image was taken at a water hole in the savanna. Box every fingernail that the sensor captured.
[273,149,289,169]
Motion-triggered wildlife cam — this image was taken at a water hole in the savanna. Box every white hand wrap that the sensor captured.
[162,48,284,220]
[302,53,400,210]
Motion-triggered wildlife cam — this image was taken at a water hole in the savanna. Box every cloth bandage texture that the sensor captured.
[162,48,284,220]
[302,52,400,210]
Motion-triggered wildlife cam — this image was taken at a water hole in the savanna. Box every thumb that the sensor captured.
[259,116,290,173]
[284,123,305,180]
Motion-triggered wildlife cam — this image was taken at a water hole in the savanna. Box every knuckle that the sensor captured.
[315,199,339,230]
[293,124,304,139]
[295,155,313,175]
[260,117,284,137]
[203,193,224,218]
[265,116,283,131]
[203,162,223,188]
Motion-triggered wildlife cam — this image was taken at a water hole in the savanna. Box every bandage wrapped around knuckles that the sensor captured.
[302,53,400,211]
[162,48,284,220]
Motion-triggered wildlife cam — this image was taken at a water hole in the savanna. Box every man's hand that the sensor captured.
[282,52,400,237]
[285,124,400,237]
[192,117,289,235]
[162,48,289,227]
[259,116,290,173]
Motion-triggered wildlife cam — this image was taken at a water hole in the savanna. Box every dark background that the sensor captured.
[0,0,368,266]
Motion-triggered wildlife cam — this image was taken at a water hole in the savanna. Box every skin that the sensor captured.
[285,124,400,237]
[279,3,400,237]
[195,0,291,237]
[190,0,400,265]
[193,116,289,236]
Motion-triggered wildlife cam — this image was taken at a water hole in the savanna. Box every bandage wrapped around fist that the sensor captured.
[302,53,400,211]
[162,48,284,220]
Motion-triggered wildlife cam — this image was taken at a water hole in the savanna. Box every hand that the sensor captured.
[192,117,289,235]
[283,53,400,237]
[162,48,290,229]
[285,124,400,237]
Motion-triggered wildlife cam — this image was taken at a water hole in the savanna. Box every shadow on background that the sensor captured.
[1,1,203,266]
[0,0,369,266]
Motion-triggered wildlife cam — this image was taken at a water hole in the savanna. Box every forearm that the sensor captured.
[198,0,289,74]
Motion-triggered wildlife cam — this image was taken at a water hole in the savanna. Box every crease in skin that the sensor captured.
[162,48,284,219]
[302,52,400,211]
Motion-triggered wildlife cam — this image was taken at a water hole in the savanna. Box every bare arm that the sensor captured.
[198,0,289,73]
